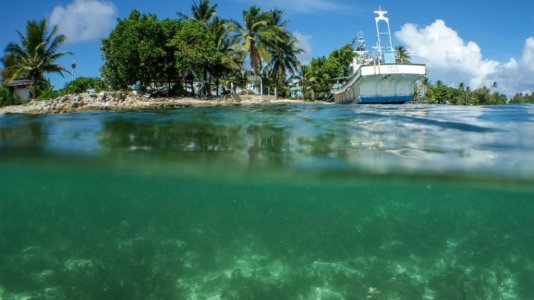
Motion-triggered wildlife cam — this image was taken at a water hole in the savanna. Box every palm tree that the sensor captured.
[227,69,251,95]
[264,9,302,96]
[465,86,472,105]
[297,65,312,100]
[458,82,467,105]
[266,8,290,40]
[209,17,242,95]
[267,37,302,96]
[3,19,71,98]
[235,7,302,96]
[178,0,217,26]
[235,6,274,75]
[419,76,430,98]
[178,0,220,97]
[395,46,411,64]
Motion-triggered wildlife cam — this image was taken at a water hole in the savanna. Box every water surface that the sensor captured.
[1,104,534,299]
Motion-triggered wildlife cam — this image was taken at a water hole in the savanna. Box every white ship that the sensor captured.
[332,7,426,104]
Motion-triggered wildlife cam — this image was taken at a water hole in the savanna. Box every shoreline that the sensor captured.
[0,92,327,116]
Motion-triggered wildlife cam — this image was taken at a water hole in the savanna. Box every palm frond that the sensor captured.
[3,18,71,97]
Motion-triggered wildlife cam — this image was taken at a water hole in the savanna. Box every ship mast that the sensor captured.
[374,6,394,57]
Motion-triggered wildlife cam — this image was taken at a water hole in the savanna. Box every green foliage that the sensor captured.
[309,57,337,97]
[32,77,108,100]
[170,19,223,96]
[298,43,354,100]
[329,44,355,78]
[159,18,184,91]
[37,88,60,100]
[171,20,221,77]
[2,19,71,98]
[0,85,9,106]
[395,46,411,64]
[62,77,107,94]
[263,12,302,96]
[101,11,176,90]
[236,6,274,75]
[209,18,242,96]
[421,81,508,105]
[180,0,218,26]
[510,92,534,104]
[99,2,303,98]
[234,6,304,98]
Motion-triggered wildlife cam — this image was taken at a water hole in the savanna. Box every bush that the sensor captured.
[61,77,107,94]
[37,88,60,100]
[0,85,9,106]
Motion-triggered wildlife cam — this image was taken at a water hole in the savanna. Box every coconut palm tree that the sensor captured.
[3,19,71,98]
[395,46,411,64]
[235,7,302,96]
[180,2,244,97]
[267,37,302,96]
[178,0,217,27]
[227,69,251,95]
[419,76,430,97]
[296,64,318,100]
[209,17,242,95]
[465,86,472,105]
[297,65,312,99]
[178,0,221,97]
[210,18,240,68]
[264,9,302,94]
[235,6,275,75]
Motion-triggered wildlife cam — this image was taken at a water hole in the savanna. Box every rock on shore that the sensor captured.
[0,92,309,115]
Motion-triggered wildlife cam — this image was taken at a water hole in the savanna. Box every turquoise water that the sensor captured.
[1,104,534,299]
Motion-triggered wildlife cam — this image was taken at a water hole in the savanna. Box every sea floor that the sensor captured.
[1,160,533,299]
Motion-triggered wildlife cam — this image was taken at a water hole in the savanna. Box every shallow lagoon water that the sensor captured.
[1,104,534,299]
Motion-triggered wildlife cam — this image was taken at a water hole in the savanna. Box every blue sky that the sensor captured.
[1,0,533,95]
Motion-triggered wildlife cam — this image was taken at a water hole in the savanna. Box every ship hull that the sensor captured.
[333,64,426,104]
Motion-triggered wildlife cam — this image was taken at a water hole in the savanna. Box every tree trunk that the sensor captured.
[204,68,211,97]
[31,72,39,99]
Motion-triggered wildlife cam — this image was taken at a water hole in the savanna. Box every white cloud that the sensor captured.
[49,0,117,43]
[486,37,534,95]
[293,31,312,64]
[523,37,534,67]
[395,20,534,95]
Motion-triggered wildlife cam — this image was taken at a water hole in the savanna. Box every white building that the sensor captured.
[289,78,303,99]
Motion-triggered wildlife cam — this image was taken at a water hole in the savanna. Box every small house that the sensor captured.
[6,79,33,102]
[289,78,303,99]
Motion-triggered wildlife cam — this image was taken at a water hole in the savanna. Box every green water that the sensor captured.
[1,104,534,299]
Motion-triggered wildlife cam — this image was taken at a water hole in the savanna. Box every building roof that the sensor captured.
[6,79,33,87]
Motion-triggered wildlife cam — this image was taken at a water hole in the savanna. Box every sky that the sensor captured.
[1,0,533,95]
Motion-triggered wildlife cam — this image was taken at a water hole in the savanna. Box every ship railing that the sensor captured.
[332,67,363,94]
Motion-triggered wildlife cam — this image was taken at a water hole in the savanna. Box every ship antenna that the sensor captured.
[374,6,394,56]
[357,31,365,50]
